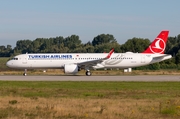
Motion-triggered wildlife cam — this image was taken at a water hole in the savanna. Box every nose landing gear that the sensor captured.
[23,69,27,76]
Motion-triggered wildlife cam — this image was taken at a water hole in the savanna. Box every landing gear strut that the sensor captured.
[86,70,91,76]
[23,69,27,76]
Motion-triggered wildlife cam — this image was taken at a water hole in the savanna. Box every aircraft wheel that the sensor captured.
[23,73,27,76]
[23,69,27,76]
[86,71,91,76]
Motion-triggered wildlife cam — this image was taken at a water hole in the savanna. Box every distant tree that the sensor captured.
[7,45,12,50]
[120,38,150,53]
[94,42,121,53]
[82,42,95,53]
[63,35,82,52]
[166,35,180,57]
[14,40,32,53]
[92,34,117,46]
[149,63,160,70]
[0,46,5,52]
[0,45,12,57]
[175,50,180,64]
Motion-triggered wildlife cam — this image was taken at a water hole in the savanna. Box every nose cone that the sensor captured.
[6,61,13,68]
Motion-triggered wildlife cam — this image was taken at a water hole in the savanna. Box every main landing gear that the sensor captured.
[23,69,27,76]
[86,70,91,76]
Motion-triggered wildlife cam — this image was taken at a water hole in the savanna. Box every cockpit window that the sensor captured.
[11,58,18,60]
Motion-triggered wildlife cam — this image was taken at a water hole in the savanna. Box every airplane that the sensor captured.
[6,30,172,76]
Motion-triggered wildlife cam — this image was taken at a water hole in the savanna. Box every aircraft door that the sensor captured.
[141,55,145,63]
[22,54,27,64]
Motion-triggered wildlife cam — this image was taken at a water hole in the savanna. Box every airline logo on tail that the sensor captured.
[150,38,165,54]
[142,31,169,54]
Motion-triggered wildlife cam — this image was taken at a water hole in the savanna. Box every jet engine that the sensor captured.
[64,64,79,74]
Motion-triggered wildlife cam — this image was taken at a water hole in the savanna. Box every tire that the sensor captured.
[86,71,91,76]
[23,73,27,76]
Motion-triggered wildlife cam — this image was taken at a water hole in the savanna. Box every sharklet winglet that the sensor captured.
[106,48,114,59]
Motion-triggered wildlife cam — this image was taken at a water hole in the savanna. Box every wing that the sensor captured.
[77,48,114,68]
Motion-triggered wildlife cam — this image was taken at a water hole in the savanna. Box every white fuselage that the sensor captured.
[6,52,172,69]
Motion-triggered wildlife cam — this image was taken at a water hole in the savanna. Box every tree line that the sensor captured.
[1,33,180,70]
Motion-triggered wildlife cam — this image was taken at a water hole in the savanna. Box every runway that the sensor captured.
[0,75,180,81]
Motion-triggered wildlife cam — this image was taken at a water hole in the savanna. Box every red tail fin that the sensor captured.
[142,31,169,54]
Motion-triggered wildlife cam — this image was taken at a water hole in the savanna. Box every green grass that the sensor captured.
[0,81,180,118]
[0,81,180,99]
[0,58,9,69]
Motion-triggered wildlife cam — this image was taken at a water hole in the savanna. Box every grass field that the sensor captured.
[1,58,180,118]
[0,81,180,119]
[0,58,9,70]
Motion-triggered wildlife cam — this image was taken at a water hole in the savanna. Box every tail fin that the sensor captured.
[142,30,169,54]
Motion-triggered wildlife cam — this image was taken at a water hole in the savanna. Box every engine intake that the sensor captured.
[64,64,79,74]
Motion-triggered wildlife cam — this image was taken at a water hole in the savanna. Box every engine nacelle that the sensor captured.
[64,64,79,74]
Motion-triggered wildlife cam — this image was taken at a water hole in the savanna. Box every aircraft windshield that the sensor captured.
[11,58,18,60]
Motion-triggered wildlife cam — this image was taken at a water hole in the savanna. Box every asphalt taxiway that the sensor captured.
[0,75,180,81]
